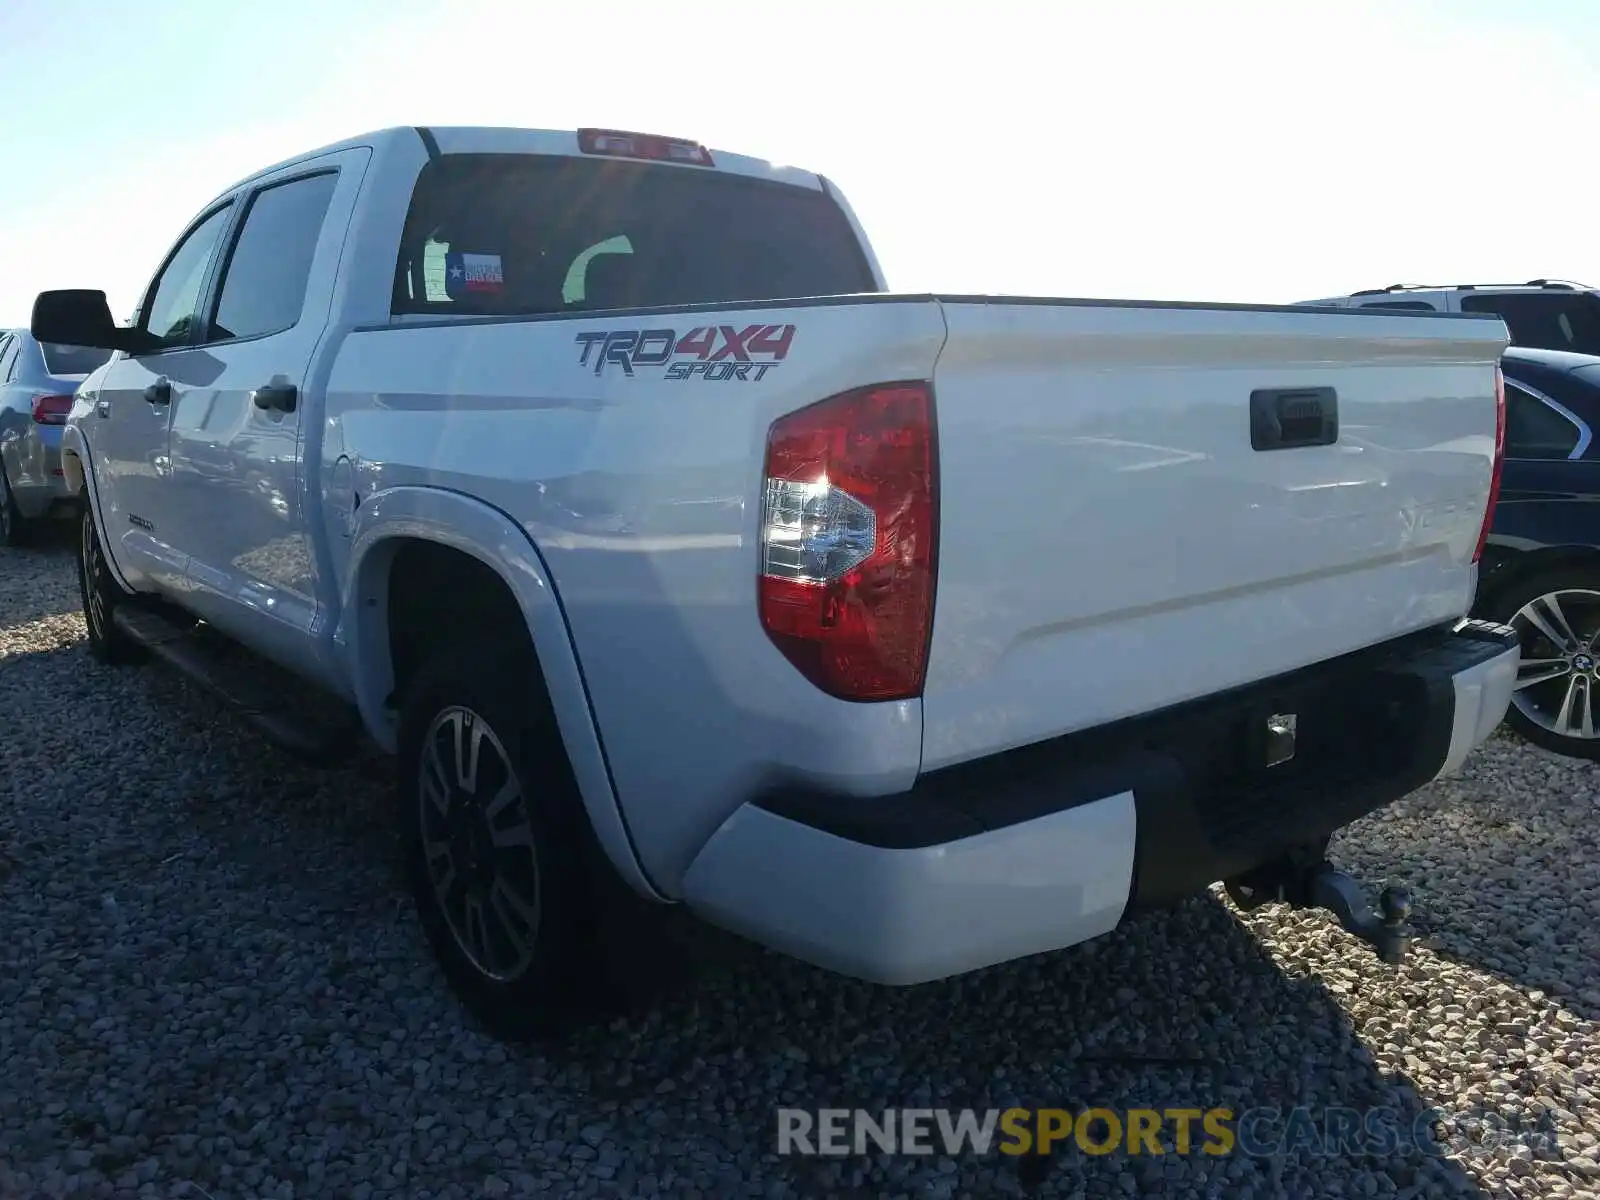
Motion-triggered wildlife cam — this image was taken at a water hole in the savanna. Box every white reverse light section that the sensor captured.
[760,477,877,584]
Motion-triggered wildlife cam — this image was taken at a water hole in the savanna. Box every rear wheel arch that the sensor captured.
[341,503,664,903]
[380,537,537,711]
[1476,545,1600,617]
[349,534,539,743]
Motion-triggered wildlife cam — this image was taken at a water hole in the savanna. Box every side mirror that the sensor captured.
[30,289,156,355]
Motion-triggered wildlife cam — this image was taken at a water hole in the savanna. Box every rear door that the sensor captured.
[166,149,365,674]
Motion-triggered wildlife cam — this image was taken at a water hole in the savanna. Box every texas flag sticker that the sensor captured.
[445,251,505,299]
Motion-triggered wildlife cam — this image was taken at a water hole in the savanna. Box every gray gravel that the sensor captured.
[3,528,1598,1199]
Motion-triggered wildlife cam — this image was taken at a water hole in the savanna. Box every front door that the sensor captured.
[86,201,236,594]
[165,152,364,679]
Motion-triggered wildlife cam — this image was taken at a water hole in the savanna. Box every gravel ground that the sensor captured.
[2,529,1598,1200]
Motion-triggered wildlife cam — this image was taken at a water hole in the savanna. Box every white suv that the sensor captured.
[1296,281,1600,357]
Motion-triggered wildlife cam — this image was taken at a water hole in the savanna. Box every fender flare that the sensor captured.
[341,485,664,902]
[58,423,136,593]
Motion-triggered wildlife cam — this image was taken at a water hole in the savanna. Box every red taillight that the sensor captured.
[1473,364,1506,564]
[31,394,72,425]
[757,382,938,702]
[577,127,714,166]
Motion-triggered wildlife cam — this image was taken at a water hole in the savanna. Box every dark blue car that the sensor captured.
[1474,346,1600,758]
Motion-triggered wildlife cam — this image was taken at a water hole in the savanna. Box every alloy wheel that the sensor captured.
[1510,587,1600,742]
[417,706,542,982]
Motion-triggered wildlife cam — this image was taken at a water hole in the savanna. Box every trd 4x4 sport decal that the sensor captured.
[575,324,795,380]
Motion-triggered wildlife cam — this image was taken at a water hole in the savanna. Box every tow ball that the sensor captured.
[1225,852,1415,966]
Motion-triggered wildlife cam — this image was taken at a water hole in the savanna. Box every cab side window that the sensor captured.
[139,204,235,351]
[207,172,339,343]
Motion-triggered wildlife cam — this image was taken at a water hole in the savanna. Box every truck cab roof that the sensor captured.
[209,125,826,210]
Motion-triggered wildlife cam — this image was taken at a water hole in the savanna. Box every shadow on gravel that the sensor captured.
[11,518,77,549]
[1,631,1496,1198]
[1333,734,1600,1026]
[545,901,1493,1198]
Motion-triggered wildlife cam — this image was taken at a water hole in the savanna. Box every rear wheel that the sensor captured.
[1487,566,1600,760]
[0,467,29,548]
[77,503,145,665]
[396,640,639,1040]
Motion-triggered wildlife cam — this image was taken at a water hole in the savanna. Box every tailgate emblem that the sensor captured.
[1265,713,1297,767]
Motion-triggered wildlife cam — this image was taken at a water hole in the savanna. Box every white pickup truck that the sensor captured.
[33,125,1519,1039]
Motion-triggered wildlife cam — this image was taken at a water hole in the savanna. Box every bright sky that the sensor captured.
[1,0,1596,324]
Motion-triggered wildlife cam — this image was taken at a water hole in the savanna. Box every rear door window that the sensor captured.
[208,172,339,343]
[393,154,876,316]
[1504,382,1584,459]
[1461,293,1600,355]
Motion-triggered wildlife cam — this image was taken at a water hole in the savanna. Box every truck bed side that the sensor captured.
[324,296,949,892]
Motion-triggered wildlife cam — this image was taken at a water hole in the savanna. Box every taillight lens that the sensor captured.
[758,382,938,701]
[31,394,73,425]
[1472,364,1506,564]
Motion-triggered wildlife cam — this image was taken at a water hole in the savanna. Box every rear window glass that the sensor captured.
[41,342,111,375]
[392,154,876,317]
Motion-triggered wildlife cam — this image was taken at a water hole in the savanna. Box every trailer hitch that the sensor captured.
[1225,853,1415,966]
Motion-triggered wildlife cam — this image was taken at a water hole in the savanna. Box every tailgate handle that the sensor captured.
[1250,387,1338,451]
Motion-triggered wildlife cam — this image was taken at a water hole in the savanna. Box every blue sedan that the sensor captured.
[0,329,110,545]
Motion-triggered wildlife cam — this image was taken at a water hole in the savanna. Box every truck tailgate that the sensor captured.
[921,299,1508,770]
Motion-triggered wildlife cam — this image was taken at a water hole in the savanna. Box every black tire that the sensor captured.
[396,640,642,1040]
[1484,565,1600,760]
[0,466,29,548]
[77,503,146,665]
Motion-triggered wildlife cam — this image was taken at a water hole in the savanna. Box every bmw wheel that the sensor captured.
[1490,567,1600,760]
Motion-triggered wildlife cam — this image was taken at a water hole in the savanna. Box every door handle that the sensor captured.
[251,383,298,413]
[143,378,171,406]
